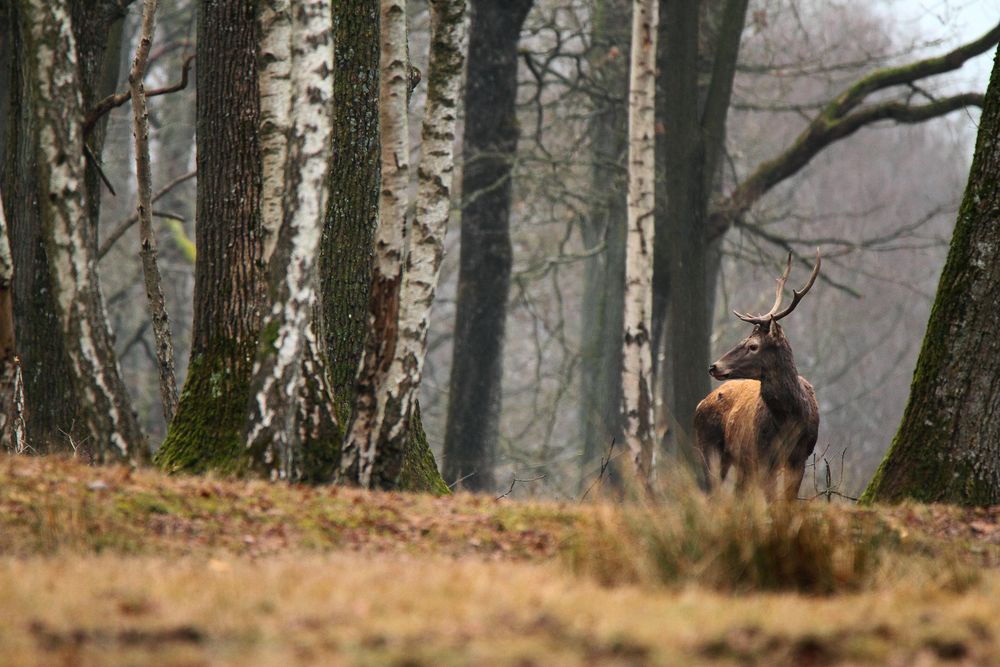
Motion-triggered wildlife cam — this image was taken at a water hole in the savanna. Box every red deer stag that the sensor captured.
[694,250,821,501]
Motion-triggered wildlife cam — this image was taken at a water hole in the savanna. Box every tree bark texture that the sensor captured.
[862,47,1000,506]
[15,0,145,461]
[579,0,629,488]
[155,0,267,474]
[353,0,467,488]
[320,1,380,415]
[320,0,448,494]
[246,0,340,482]
[622,0,658,486]
[340,0,412,489]
[442,0,533,492]
[130,0,180,426]
[2,0,128,453]
[0,184,23,451]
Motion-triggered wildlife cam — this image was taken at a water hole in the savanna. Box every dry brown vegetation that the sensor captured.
[1,456,999,665]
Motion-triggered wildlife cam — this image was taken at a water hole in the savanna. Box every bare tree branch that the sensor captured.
[709,23,999,240]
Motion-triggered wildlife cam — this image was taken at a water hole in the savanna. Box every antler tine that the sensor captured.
[731,252,794,326]
[771,249,821,322]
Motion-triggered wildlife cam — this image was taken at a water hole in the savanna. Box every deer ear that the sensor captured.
[757,318,772,335]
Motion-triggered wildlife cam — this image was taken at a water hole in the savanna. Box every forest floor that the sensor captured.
[1,456,1000,666]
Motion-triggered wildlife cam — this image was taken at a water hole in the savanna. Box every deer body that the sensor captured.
[695,252,821,501]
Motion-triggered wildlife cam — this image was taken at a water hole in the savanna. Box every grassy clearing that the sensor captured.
[1,456,999,665]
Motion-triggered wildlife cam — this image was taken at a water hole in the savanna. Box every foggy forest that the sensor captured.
[2,0,1000,663]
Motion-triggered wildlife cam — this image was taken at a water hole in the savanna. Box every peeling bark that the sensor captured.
[349,0,467,489]
[130,0,179,425]
[622,0,658,487]
[18,0,145,461]
[0,184,19,450]
[320,0,448,494]
[246,0,339,482]
[340,0,411,489]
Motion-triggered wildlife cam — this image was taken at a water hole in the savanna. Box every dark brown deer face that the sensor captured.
[709,322,784,380]
[709,250,821,382]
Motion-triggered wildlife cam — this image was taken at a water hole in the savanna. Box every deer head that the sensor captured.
[709,250,821,381]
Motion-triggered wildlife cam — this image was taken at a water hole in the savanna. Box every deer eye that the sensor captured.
[748,343,759,353]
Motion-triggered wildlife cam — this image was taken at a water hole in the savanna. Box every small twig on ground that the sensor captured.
[496,473,547,500]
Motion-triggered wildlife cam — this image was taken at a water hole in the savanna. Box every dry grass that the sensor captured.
[1,455,999,665]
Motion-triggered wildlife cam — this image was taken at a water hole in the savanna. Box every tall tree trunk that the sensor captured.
[2,0,129,454]
[0,184,21,450]
[245,0,340,482]
[442,0,533,492]
[319,0,447,494]
[14,0,146,461]
[622,0,658,486]
[579,0,630,488]
[653,0,748,467]
[340,0,412,489]
[862,47,1000,506]
[155,0,267,474]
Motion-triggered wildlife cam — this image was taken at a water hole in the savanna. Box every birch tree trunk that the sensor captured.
[245,0,340,482]
[369,0,468,488]
[0,185,23,452]
[129,0,179,425]
[622,0,658,487]
[339,0,411,489]
[3,0,128,453]
[18,0,145,461]
[320,0,448,493]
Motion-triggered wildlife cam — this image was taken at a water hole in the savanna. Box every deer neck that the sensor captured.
[758,344,806,418]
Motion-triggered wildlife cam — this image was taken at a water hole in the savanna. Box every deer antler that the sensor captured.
[734,249,821,326]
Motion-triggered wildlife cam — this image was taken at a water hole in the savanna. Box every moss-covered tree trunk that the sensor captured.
[441,0,533,492]
[862,46,1000,506]
[319,0,446,494]
[155,0,268,473]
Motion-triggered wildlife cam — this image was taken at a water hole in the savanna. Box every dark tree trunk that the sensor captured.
[657,0,708,466]
[319,0,446,493]
[442,0,532,492]
[3,0,140,457]
[862,47,1000,506]
[155,0,267,473]
[653,0,747,467]
[579,0,629,488]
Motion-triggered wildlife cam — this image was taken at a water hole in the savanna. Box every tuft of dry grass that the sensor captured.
[566,488,983,595]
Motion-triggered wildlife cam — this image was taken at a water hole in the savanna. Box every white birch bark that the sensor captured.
[0,184,20,451]
[257,0,292,263]
[20,0,145,460]
[130,0,179,425]
[339,0,412,488]
[622,0,658,487]
[245,0,338,480]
